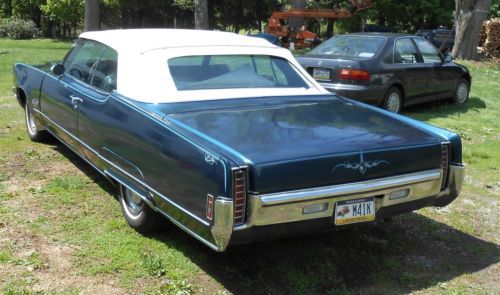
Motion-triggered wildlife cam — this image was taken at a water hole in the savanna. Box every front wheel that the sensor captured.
[453,79,469,105]
[118,185,161,233]
[383,87,403,113]
[24,103,48,142]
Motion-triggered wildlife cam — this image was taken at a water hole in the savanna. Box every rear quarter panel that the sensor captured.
[78,94,233,231]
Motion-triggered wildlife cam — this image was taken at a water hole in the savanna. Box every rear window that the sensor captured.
[310,35,385,58]
[168,55,308,91]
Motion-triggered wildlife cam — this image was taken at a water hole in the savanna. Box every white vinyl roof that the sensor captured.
[78,29,328,103]
[80,29,277,54]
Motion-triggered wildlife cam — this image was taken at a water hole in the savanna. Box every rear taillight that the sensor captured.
[338,68,371,81]
[440,143,450,190]
[206,194,214,220]
[233,168,248,225]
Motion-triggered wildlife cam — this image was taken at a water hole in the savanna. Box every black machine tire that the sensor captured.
[383,87,403,113]
[24,103,49,142]
[453,78,470,105]
[118,185,161,233]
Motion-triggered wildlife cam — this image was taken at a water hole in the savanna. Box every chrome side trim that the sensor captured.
[260,169,441,206]
[36,109,210,227]
[211,197,234,252]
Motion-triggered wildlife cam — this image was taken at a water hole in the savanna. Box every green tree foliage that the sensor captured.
[0,0,460,39]
[41,0,83,37]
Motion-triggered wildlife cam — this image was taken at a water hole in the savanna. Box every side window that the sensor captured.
[91,48,118,92]
[414,38,442,63]
[394,38,419,64]
[63,40,106,84]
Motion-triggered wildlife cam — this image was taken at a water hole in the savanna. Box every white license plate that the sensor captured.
[334,197,375,225]
[312,67,331,81]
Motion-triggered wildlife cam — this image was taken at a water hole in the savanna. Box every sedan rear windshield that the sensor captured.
[168,55,308,91]
[310,35,385,58]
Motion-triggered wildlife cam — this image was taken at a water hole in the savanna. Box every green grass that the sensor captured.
[0,38,499,294]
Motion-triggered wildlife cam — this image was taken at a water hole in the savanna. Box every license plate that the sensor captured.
[312,67,331,81]
[334,197,375,225]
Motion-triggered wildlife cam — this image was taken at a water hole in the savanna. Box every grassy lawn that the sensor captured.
[0,39,498,294]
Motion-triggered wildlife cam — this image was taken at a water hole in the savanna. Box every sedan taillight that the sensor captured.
[338,68,371,81]
[233,168,248,225]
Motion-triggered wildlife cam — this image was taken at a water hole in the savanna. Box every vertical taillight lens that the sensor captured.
[233,168,247,225]
[441,143,450,190]
[206,194,214,220]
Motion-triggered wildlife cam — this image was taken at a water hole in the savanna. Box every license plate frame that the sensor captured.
[312,67,332,81]
[334,197,375,226]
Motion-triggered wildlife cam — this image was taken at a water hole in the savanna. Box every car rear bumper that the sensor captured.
[222,164,464,247]
[320,82,386,105]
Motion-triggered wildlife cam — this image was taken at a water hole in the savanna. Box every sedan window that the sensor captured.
[64,41,106,84]
[394,38,419,64]
[414,38,442,63]
[168,55,308,91]
[309,35,385,58]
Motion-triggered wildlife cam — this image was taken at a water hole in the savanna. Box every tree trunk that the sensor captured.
[289,0,306,30]
[452,0,492,60]
[84,0,100,32]
[194,0,209,29]
[326,20,334,38]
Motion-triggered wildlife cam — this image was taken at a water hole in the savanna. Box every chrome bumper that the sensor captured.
[211,165,464,251]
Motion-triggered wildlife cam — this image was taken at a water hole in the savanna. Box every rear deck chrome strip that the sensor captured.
[259,169,441,206]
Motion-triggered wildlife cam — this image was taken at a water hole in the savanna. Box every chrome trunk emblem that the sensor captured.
[332,151,389,174]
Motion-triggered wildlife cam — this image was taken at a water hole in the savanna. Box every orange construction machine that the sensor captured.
[265,0,372,49]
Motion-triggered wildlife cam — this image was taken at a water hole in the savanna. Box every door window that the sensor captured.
[63,40,106,84]
[91,48,118,92]
[394,38,419,64]
[414,38,442,63]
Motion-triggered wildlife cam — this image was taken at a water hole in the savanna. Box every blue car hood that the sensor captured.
[147,96,444,193]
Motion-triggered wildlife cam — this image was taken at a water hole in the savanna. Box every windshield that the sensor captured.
[168,55,308,91]
[309,35,385,58]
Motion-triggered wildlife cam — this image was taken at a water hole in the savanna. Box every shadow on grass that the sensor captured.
[403,96,486,120]
[49,139,499,294]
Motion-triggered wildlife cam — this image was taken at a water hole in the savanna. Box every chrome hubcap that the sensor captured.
[386,92,401,113]
[123,188,144,216]
[456,83,468,104]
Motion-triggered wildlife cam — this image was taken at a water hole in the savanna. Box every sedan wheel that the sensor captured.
[24,103,48,142]
[118,185,161,233]
[454,79,469,104]
[383,87,403,113]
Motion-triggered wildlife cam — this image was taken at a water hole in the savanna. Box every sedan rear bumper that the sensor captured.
[224,164,464,246]
[321,82,386,105]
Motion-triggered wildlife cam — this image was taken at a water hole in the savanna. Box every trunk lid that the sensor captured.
[162,96,443,194]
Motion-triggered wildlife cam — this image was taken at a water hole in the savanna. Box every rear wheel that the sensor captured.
[118,185,161,233]
[24,103,48,142]
[453,78,469,105]
[383,87,403,113]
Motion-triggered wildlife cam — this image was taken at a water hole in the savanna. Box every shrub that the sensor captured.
[0,18,42,40]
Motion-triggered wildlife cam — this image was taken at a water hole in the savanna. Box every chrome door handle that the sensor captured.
[70,95,83,108]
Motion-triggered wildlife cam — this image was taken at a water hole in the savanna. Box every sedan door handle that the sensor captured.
[70,95,83,108]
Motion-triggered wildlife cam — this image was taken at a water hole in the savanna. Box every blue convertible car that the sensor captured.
[13,29,464,251]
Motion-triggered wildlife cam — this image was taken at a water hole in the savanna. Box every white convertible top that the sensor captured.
[78,29,327,103]
[80,29,276,54]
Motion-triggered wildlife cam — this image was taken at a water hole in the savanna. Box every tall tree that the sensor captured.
[452,0,492,60]
[194,0,208,29]
[84,0,99,31]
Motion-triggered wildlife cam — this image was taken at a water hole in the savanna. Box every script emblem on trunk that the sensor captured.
[332,151,389,174]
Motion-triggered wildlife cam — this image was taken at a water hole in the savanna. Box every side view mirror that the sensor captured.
[51,63,65,76]
[444,53,453,63]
